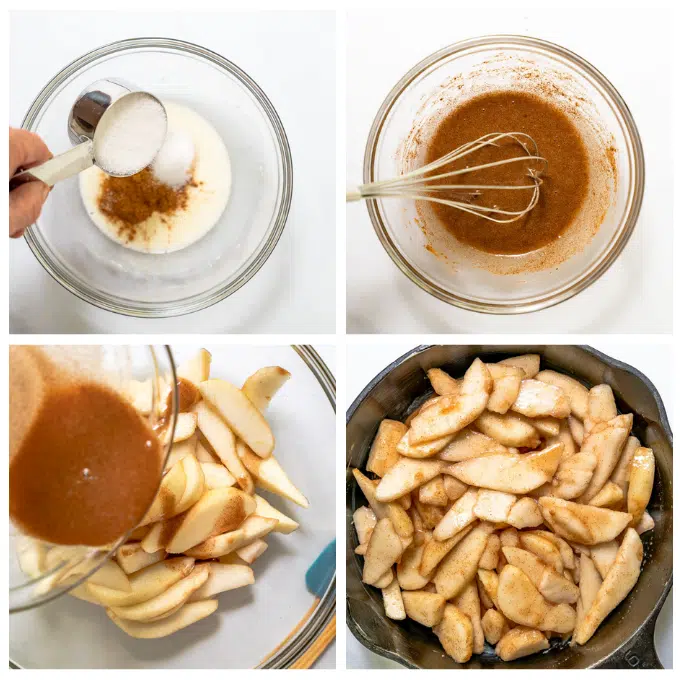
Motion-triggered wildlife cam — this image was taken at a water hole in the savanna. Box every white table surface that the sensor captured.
[346,8,673,334]
[9,10,336,334]
[345,342,673,668]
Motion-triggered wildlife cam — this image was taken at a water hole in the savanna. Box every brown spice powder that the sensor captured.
[97,168,198,242]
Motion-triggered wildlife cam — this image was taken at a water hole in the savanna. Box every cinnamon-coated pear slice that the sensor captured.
[433,489,478,541]
[201,462,236,489]
[474,412,540,448]
[535,370,589,421]
[453,582,485,654]
[116,542,166,575]
[418,475,448,506]
[433,604,474,663]
[474,489,517,523]
[382,576,406,620]
[481,609,508,645]
[199,378,274,458]
[427,368,460,396]
[242,366,291,412]
[551,449,598,499]
[610,435,641,496]
[419,524,475,578]
[362,518,405,586]
[588,481,624,509]
[512,379,570,419]
[507,497,543,529]
[436,428,510,463]
[496,627,548,661]
[589,541,619,579]
[195,401,253,493]
[627,446,655,525]
[177,349,212,386]
[375,458,445,502]
[140,459,187,526]
[185,515,277,559]
[402,590,447,627]
[107,599,218,639]
[585,384,617,432]
[487,364,523,415]
[479,534,501,570]
[396,541,430,591]
[166,487,256,554]
[187,563,254,601]
[497,354,541,378]
[573,529,643,645]
[366,419,407,475]
[352,469,413,538]
[254,494,300,534]
[110,563,210,621]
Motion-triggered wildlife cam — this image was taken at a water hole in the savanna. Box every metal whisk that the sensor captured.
[347,132,546,224]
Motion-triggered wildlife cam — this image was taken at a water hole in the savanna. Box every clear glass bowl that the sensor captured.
[22,38,292,317]
[363,35,644,314]
[9,345,178,613]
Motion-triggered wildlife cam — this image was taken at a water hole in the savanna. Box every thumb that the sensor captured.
[9,181,50,238]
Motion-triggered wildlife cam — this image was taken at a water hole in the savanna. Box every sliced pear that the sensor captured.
[437,428,510,462]
[498,354,541,378]
[195,401,253,493]
[140,458,187,526]
[116,543,166,575]
[367,419,408,476]
[188,563,254,600]
[533,416,561,437]
[199,379,274,458]
[539,497,632,545]
[373,569,395,589]
[69,583,104,605]
[478,534,501,571]
[352,469,413,538]
[164,436,198,470]
[519,533,564,573]
[375,458,445,502]
[419,524,475,578]
[427,368,460,396]
[507,497,542,529]
[546,421,577,459]
[111,564,210,621]
[169,412,198,444]
[573,529,643,645]
[535,370,589,420]
[255,494,300,534]
[434,522,494,599]
[185,516,277,559]
[108,599,218,638]
[418,476,448,507]
[141,522,168,554]
[433,604,474,663]
[396,430,454,458]
[627,446,655,525]
[87,556,195,607]
[481,609,508,645]
[402,590,446,627]
[201,462,236,489]
[16,537,46,579]
[474,411,540,448]
[452,582,484,654]
[569,416,585,446]
[195,438,220,464]
[174,454,205,514]
[242,366,291,412]
[478,569,500,609]
[610,435,641,496]
[397,541,430,590]
[238,441,307,507]
[447,443,562,494]
[496,627,548,661]
[433,489,478,541]
[236,539,268,564]
[529,530,575,570]
[512,379,570,419]
[487,364,523,415]
[551,449,598,499]
[585,384,617,432]
[635,510,655,535]
[443,475,468,502]
[166,487,256,554]
[589,541,619,579]
[382,576,406,620]
[474,489,517,523]
[177,349,212,386]
[362,518,405,585]
[589,481,624,509]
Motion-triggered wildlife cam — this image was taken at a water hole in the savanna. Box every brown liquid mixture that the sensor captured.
[9,347,163,546]
[424,91,590,255]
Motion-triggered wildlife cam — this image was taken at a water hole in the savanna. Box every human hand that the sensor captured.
[9,128,52,238]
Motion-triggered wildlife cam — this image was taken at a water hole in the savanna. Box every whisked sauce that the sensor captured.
[424,91,590,255]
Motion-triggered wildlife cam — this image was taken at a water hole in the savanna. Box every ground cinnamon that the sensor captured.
[424,91,589,255]
[97,168,196,242]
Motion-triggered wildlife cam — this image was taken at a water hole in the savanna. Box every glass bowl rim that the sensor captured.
[362,34,645,315]
[21,37,293,318]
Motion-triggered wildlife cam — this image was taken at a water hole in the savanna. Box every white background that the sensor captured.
[345,341,673,668]
[346,8,673,334]
[9,11,336,334]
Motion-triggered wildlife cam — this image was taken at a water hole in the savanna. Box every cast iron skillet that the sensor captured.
[346,345,672,669]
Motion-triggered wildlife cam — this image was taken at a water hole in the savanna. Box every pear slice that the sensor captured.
[447,443,563,494]
[242,366,291,412]
[433,489,478,541]
[396,541,430,591]
[396,430,454,459]
[352,469,413,538]
[498,354,541,378]
[140,459,187,526]
[437,428,509,463]
[111,564,210,621]
[529,530,575,570]
[367,419,408,475]
[126,379,154,415]
[201,462,236,489]
[419,524,475,578]
[177,349,212,385]
[453,582,485,654]
[69,583,104,605]
[65,558,131,592]
[487,364,523,415]
[382,577,406,620]
[166,487,256,554]
[195,438,220,464]
[236,539,268,564]
[185,516,278,559]
[589,541,619,579]
[507,497,543,529]
[16,537,46,579]
[195,401,253,493]
[519,533,564,573]
[174,454,206,515]
[443,475,468,502]
[474,411,540,448]
[141,522,168,554]
[188,563,254,601]
[375,458,445,502]
[610,435,641,496]
[254,494,299,534]
[402,590,447,627]
[164,436,198,470]
[627,446,655,525]
[238,440,307,507]
[477,569,500,609]
[362,518,405,585]
[433,604,474,663]
[479,534,501,570]
[585,384,617,432]
[481,609,508,645]
[539,497,632,545]
[512,379,570,419]
[418,476,448,506]
[496,627,548,661]
[569,416,585,446]
[87,556,195,607]
[200,379,274,458]
[169,412,198,444]
[474,489,517,523]
[108,599,218,639]
[589,481,624,509]
[573,529,643,645]
[427,368,460,396]
[354,506,377,545]
[551,449,598,499]
[434,522,495,599]
[535,370,589,420]
[116,543,166,575]
[635,511,654,534]
[533,416,561,437]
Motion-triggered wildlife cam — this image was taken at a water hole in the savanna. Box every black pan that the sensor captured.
[346,345,672,669]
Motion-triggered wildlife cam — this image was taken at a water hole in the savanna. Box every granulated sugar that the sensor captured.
[94,92,167,176]
[151,129,195,188]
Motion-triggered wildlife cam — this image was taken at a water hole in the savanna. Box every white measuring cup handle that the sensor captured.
[10,141,95,189]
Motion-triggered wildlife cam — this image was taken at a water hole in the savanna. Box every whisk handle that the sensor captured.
[346,187,364,202]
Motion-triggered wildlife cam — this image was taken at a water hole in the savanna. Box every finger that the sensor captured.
[9,128,52,176]
[9,181,50,237]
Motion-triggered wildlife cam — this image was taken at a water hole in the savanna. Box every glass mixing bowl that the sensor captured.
[9,345,178,613]
[22,38,292,317]
[363,35,644,314]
